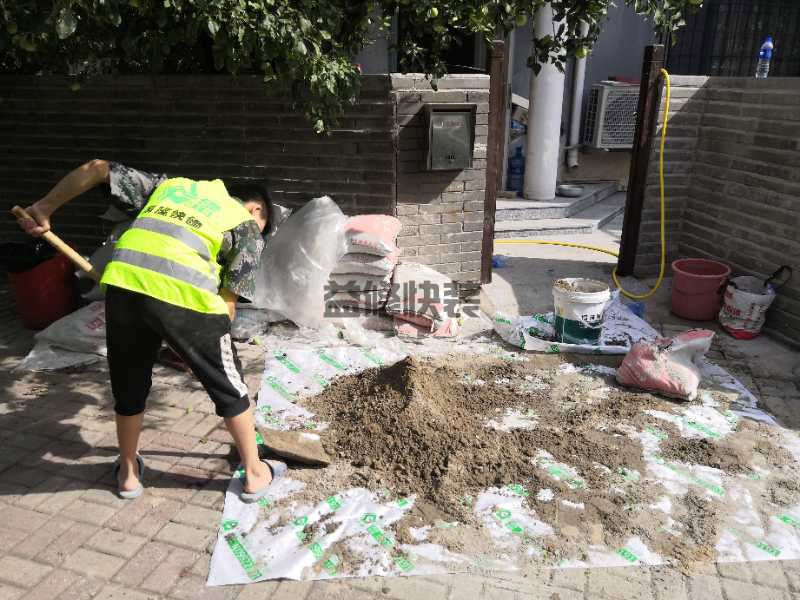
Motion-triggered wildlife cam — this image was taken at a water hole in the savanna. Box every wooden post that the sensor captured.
[617,44,665,276]
[481,39,506,285]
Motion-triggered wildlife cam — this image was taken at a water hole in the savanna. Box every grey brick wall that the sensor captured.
[391,74,489,282]
[0,73,489,283]
[636,76,800,344]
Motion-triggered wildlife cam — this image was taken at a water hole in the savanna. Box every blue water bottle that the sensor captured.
[755,36,774,79]
[507,147,525,196]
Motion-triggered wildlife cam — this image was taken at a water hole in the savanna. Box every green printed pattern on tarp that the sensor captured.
[651,454,725,496]
[316,350,347,371]
[729,528,781,557]
[263,376,295,401]
[225,533,263,580]
[777,514,800,530]
[617,547,638,563]
[360,513,414,572]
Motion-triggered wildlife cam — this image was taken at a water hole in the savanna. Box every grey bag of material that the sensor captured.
[251,196,346,328]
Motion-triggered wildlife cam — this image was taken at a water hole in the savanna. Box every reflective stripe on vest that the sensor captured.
[110,248,218,293]
[100,177,254,314]
[130,217,212,262]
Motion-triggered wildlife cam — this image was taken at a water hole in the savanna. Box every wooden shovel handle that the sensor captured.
[11,205,102,283]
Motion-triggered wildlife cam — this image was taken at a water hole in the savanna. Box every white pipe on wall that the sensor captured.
[523,3,566,201]
[567,21,590,169]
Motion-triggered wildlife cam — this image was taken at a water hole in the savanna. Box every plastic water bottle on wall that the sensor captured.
[755,36,774,79]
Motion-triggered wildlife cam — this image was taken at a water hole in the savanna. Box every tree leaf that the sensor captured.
[56,8,78,40]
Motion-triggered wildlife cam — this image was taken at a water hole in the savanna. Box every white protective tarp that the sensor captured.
[208,329,800,585]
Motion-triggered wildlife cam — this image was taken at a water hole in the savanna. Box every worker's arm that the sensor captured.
[17,159,110,237]
[220,288,238,322]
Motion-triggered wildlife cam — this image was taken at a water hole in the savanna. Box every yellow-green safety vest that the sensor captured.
[101,177,254,314]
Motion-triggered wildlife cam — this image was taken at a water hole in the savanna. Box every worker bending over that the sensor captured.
[16,160,284,501]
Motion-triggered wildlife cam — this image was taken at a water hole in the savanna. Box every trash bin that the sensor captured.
[0,241,76,330]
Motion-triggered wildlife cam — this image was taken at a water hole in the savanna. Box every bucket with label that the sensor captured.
[552,278,611,345]
[718,266,791,340]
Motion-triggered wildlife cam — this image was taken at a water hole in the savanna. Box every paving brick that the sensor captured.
[269,580,314,600]
[481,584,516,600]
[94,584,162,600]
[445,574,485,600]
[306,580,375,600]
[63,548,126,580]
[112,542,172,588]
[12,475,72,510]
[379,575,448,599]
[550,567,587,591]
[140,545,199,593]
[588,569,651,599]
[748,560,790,589]
[168,575,239,600]
[0,527,26,548]
[0,584,24,600]
[716,560,753,582]
[31,479,86,514]
[59,499,119,526]
[37,521,98,566]
[155,522,215,552]
[234,580,281,599]
[130,497,183,538]
[651,566,688,600]
[0,556,52,588]
[0,467,53,489]
[57,575,108,600]
[17,569,82,600]
[721,577,790,600]
[0,505,49,533]
[86,529,148,559]
[688,573,724,600]
[80,486,130,509]
[13,515,73,559]
[172,505,220,530]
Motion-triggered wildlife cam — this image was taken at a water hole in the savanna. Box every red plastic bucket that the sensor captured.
[8,254,76,330]
[671,258,731,321]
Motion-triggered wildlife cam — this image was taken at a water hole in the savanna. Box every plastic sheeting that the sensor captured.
[208,333,800,585]
[252,196,347,328]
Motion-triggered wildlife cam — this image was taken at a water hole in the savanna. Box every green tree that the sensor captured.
[0,1,701,131]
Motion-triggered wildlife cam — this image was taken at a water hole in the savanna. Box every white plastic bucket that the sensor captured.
[552,278,611,344]
[719,276,776,340]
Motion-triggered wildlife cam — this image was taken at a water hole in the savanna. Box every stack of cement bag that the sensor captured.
[327,215,402,311]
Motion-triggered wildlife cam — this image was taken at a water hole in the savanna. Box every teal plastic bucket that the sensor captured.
[552,278,611,345]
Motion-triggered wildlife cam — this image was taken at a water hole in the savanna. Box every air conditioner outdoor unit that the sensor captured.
[582,82,639,149]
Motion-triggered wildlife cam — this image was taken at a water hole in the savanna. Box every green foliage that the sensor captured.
[0,0,702,131]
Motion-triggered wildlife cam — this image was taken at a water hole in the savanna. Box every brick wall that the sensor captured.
[633,76,707,277]
[635,76,800,344]
[0,73,489,283]
[391,74,489,281]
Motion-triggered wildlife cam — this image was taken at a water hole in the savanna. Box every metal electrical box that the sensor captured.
[425,104,476,171]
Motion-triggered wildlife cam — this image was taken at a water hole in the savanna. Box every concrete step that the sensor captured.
[495,191,626,239]
[496,181,619,221]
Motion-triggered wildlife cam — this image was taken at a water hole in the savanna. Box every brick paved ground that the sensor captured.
[1,288,799,599]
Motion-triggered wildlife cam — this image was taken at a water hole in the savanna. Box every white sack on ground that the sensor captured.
[251,196,346,329]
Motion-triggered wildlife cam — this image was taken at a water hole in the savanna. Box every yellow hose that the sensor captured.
[496,68,672,301]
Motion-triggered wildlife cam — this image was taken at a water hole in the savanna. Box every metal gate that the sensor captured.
[667,0,800,77]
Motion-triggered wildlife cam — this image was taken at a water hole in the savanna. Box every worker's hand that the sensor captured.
[16,203,51,237]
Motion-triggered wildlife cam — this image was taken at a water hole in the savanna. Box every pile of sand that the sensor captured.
[295,354,795,569]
